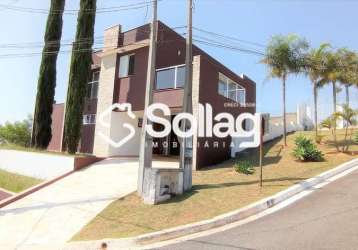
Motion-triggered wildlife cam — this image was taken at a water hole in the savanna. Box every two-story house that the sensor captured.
[47,21,256,170]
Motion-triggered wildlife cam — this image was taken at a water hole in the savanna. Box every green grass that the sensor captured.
[0,169,42,193]
[72,130,357,241]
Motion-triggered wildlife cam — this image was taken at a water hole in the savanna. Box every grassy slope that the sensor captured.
[0,169,42,193]
[72,130,357,240]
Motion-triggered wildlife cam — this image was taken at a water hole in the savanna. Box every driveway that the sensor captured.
[157,169,358,250]
[0,157,139,250]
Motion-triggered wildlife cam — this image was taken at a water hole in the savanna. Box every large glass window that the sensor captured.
[218,80,227,96]
[218,73,246,105]
[156,65,186,90]
[176,66,186,88]
[156,68,176,89]
[119,54,135,78]
[87,71,99,99]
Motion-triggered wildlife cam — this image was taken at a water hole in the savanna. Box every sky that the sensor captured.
[0,0,357,124]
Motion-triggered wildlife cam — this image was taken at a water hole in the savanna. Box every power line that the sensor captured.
[193,34,265,55]
[0,0,160,15]
[0,26,187,49]
[193,39,265,56]
[193,26,266,48]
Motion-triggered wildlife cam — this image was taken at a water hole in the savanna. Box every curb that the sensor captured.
[135,158,358,244]
[64,158,358,250]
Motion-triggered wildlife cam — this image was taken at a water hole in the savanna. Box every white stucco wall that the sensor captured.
[0,150,74,180]
[231,117,302,157]
[108,111,144,157]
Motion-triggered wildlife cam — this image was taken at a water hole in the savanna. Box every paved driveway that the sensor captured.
[0,157,139,250]
[158,169,358,250]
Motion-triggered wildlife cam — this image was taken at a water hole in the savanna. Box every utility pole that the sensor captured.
[138,0,157,195]
[259,116,264,187]
[180,0,193,191]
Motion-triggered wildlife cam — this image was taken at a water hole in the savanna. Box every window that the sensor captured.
[87,71,99,99]
[218,73,246,105]
[83,114,96,125]
[155,65,186,90]
[119,54,135,78]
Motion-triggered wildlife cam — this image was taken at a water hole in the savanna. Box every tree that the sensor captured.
[304,43,331,140]
[318,50,342,149]
[0,116,32,147]
[320,115,335,134]
[336,48,358,107]
[333,104,357,152]
[31,0,65,149]
[63,0,96,154]
[261,34,309,146]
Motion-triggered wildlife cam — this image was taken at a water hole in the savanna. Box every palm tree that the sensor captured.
[261,34,309,146]
[336,48,358,106]
[304,43,330,140]
[318,50,342,149]
[333,104,358,152]
[32,0,65,149]
[63,0,97,154]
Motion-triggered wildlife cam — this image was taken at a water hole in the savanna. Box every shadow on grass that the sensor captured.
[161,176,307,204]
[199,135,285,172]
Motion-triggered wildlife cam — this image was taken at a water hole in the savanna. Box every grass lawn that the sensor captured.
[72,130,358,241]
[0,169,42,193]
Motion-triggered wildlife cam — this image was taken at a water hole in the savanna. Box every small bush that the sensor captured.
[293,135,324,162]
[354,132,358,144]
[234,160,255,175]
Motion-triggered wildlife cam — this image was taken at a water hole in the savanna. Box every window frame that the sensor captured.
[87,70,100,99]
[155,64,186,90]
[118,53,135,78]
[83,114,96,125]
[218,73,246,105]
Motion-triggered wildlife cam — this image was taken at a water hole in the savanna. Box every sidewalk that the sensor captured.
[0,158,139,250]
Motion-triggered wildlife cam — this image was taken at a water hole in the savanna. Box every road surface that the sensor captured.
[157,169,358,250]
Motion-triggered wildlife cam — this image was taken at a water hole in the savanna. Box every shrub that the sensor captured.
[234,160,255,175]
[355,132,358,144]
[293,135,324,162]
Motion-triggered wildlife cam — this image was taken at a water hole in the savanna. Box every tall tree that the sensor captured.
[336,48,358,106]
[319,50,345,150]
[63,0,96,154]
[305,43,330,140]
[31,0,65,149]
[261,34,309,146]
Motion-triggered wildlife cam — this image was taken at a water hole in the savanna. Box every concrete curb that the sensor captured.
[65,158,358,249]
[136,158,358,244]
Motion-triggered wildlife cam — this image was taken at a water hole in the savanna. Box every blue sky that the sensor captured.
[0,0,357,124]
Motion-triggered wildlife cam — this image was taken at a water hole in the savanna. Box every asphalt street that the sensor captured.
[155,169,358,250]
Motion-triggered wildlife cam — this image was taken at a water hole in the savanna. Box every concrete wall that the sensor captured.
[231,114,302,157]
[0,150,74,180]
[93,52,118,157]
[47,104,65,152]
[108,110,143,157]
